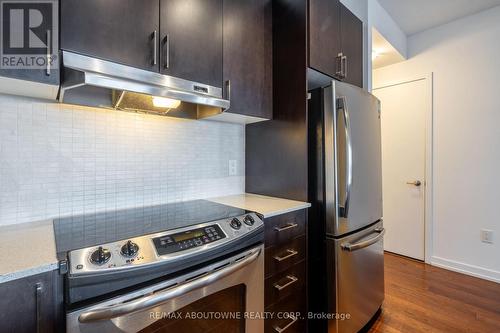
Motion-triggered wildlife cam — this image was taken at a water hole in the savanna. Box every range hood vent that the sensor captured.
[59,51,229,119]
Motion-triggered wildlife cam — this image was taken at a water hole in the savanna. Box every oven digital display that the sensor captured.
[173,231,204,242]
[153,224,226,256]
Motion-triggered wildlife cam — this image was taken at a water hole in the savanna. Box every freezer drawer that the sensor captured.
[326,222,384,333]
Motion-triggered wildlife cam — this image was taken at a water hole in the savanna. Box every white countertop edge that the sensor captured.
[257,203,311,218]
[0,263,59,284]
[208,193,311,218]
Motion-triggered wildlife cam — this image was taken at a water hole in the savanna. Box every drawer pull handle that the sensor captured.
[274,223,298,232]
[274,275,298,291]
[274,315,298,333]
[341,228,385,252]
[273,249,298,262]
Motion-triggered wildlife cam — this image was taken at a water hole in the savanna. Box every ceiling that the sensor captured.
[378,0,500,35]
[371,28,405,69]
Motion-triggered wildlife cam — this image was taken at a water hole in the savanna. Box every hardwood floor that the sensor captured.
[366,252,500,333]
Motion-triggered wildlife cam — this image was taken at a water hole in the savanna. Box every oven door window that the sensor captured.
[140,285,246,333]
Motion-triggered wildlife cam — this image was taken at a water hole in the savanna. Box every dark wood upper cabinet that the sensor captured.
[308,0,341,78]
[308,0,363,88]
[339,3,363,88]
[61,0,160,72]
[160,0,223,88]
[0,270,64,333]
[223,0,273,119]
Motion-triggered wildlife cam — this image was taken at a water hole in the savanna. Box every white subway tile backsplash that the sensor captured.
[0,94,245,226]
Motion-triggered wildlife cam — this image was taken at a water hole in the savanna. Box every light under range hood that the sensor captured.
[59,51,230,120]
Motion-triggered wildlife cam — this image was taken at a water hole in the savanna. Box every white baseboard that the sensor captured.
[430,256,500,283]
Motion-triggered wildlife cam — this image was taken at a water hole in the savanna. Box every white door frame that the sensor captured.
[373,73,434,263]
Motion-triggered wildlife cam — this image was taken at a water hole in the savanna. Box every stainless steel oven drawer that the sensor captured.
[326,221,385,333]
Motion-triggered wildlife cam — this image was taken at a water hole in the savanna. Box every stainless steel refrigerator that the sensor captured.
[308,80,384,333]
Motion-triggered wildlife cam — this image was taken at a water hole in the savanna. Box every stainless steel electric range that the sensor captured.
[53,200,265,333]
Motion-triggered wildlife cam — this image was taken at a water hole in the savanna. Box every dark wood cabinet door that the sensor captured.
[223,0,272,119]
[340,4,363,88]
[61,0,160,72]
[160,0,223,87]
[308,0,341,78]
[0,270,64,333]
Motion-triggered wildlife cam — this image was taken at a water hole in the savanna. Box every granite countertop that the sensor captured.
[0,193,310,284]
[208,193,311,218]
[0,219,59,284]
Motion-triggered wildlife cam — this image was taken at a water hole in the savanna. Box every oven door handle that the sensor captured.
[78,247,262,323]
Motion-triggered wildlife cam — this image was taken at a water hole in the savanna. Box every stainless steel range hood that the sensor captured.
[59,51,229,119]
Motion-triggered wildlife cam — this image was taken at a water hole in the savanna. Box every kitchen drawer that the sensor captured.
[265,209,306,248]
[265,236,306,278]
[265,292,306,333]
[265,260,305,307]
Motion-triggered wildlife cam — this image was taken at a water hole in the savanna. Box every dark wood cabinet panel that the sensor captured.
[264,291,307,333]
[245,0,308,201]
[61,0,159,71]
[265,260,306,308]
[160,0,223,87]
[308,0,341,78]
[0,270,64,333]
[265,209,306,248]
[340,3,363,88]
[0,60,59,86]
[223,0,272,119]
[265,235,306,278]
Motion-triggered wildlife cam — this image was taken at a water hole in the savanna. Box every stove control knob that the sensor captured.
[230,218,242,230]
[121,240,139,258]
[90,246,111,265]
[243,215,255,226]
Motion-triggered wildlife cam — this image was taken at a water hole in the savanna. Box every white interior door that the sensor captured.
[373,78,429,260]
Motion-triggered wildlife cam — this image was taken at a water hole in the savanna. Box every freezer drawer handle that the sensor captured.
[274,223,298,232]
[274,315,298,333]
[274,275,298,291]
[341,228,385,252]
[273,249,298,262]
[78,247,261,323]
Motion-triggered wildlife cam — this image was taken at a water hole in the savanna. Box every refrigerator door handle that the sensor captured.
[337,96,353,218]
[341,228,385,251]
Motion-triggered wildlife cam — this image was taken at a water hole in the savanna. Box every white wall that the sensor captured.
[0,94,245,226]
[373,6,500,282]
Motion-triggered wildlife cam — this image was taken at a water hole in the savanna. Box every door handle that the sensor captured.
[273,275,298,291]
[152,30,158,66]
[273,249,298,262]
[341,228,385,251]
[35,282,43,333]
[274,223,298,232]
[335,53,344,78]
[45,30,51,76]
[274,315,298,333]
[163,34,170,69]
[337,96,352,218]
[78,247,261,323]
[406,180,422,187]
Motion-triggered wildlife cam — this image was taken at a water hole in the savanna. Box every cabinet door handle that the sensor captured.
[45,30,51,76]
[35,282,43,333]
[225,79,231,101]
[164,34,170,69]
[273,249,298,262]
[152,30,158,66]
[274,275,298,291]
[274,223,298,232]
[342,55,348,78]
[335,53,343,78]
[274,315,298,333]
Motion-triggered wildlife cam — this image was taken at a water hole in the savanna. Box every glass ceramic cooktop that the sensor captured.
[53,200,248,259]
